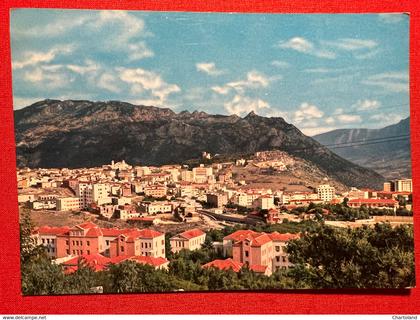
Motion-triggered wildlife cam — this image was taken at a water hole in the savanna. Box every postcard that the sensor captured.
[11,9,413,294]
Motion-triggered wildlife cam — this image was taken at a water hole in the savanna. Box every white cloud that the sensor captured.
[324,38,378,51]
[325,116,335,125]
[196,62,225,76]
[300,126,338,136]
[224,95,270,116]
[353,99,381,111]
[304,68,332,73]
[271,60,290,68]
[214,70,274,95]
[293,102,324,124]
[336,114,362,124]
[278,37,336,59]
[354,49,381,60]
[362,71,408,93]
[97,73,121,93]
[13,96,44,109]
[118,67,180,106]
[370,113,405,127]
[66,60,99,75]
[12,45,74,69]
[23,67,69,88]
[211,86,230,95]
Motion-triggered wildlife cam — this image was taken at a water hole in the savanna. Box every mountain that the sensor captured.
[313,117,411,180]
[14,99,384,189]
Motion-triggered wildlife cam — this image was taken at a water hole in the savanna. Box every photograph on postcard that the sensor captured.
[10,9,414,294]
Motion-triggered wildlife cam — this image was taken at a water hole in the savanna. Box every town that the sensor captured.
[17,151,413,282]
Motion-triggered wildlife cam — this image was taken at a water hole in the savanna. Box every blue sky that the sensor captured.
[10,10,409,135]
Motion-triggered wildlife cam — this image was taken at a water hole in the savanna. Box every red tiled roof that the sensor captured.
[75,222,98,230]
[129,256,169,267]
[35,226,71,236]
[101,228,137,237]
[202,258,243,272]
[62,253,111,272]
[137,229,163,239]
[178,228,205,239]
[348,198,398,205]
[249,233,272,247]
[85,227,104,237]
[249,264,268,273]
[268,232,300,242]
[223,230,260,242]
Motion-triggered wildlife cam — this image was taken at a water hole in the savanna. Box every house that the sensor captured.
[269,232,300,272]
[347,198,399,211]
[231,232,274,276]
[170,228,206,253]
[33,226,71,259]
[109,229,165,258]
[56,197,81,211]
[56,222,105,258]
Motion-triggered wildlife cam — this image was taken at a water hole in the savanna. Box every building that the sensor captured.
[253,195,275,210]
[317,184,335,202]
[269,232,300,272]
[56,222,105,258]
[144,185,167,198]
[109,229,165,258]
[231,232,274,276]
[56,197,81,211]
[383,182,393,192]
[192,165,213,183]
[170,229,206,253]
[222,229,299,276]
[116,204,140,220]
[394,179,413,192]
[206,193,228,208]
[347,198,399,211]
[33,226,71,259]
[140,201,173,215]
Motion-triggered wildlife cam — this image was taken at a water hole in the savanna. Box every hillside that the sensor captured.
[14,99,384,189]
[313,117,411,179]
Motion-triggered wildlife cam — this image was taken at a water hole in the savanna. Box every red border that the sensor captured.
[0,0,419,314]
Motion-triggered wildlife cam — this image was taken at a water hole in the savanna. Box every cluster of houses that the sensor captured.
[17,157,413,226]
[32,222,299,276]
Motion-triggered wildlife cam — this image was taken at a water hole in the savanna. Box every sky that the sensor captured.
[10,10,409,136]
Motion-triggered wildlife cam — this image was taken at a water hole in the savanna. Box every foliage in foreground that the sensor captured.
[20,207,415,294]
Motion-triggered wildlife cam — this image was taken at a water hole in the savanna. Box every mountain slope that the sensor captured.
[313,117,411,179]
[14,99,384,189]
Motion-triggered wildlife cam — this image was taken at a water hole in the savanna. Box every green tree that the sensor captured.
[287,223,415,289]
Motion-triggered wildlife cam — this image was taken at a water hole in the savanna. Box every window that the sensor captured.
[66,240,69,245]
[282,256,287,262]
[106,240,110,246]
[51,239,55,244]
[87,241,90,246]
[121,246,124,252]
[245,251,249,257]
[81,250,83,255]
[73,250,75,254]
[162,240,164,245]
[141,243,144,248]
[66,249,70,255]
[42,239,45,244]
[275,246,280,252]
[276,256,280,262]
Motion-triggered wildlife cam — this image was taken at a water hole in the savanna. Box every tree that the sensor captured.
[286,223,415,289]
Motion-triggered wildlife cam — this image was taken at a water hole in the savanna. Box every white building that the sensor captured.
[317,184,335,202]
